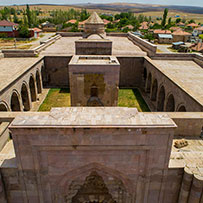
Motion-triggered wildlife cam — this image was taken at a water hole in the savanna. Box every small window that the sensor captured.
[91,85,98,97]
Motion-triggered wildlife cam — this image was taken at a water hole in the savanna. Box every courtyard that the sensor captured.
[38,88,150,112]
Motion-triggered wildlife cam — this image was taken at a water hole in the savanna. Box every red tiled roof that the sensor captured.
[79,20,87,25]
[0,20,18,26]
[170,27,182,31]
[67,19,77,24]
[191,42,203,52]
[187,23,198,27]
[33,28,42,32]
[103,19,110,25]
[153,29,171,34]
[177,22,185,26]
[195,26,203,31]
[123,25,134,30]
[139,22,149,30]
[172,30,192,36]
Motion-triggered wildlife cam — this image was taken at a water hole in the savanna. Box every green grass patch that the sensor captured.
[118,88,150,112]
[38,88,71,111]
[39,88,150,112]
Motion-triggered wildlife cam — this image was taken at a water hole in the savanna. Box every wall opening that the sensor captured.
[36,70,42,94]
[166,94,175,112]
[151,79,158,101]
[146,73,152,93]
[11,92,21,111]
[177,105,186,112]
[0,103,8,111]
[29,75,37,102]
[21,84,30,111]
[157,86,165,111]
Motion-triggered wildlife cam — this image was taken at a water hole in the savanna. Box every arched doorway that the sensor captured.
[0,102,8,111]
[157,86,165,111]
[21,83,30,111]
[177,105,186,112]
[166,94,175,112]
[36,70,42,94]
[151,79,158,101]
[146,73,152,93]
[29,75,37,102]
[72,171,116,203]
[10,92,21,111]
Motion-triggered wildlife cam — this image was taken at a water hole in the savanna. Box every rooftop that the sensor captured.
[0,57,43,93]
[152,59,203,106]
[85,12,104,24]
[10,107,175,128]
[0,20,18,26]
[158,34,173,39]
[172,30,192,36]
[40,36,146,56]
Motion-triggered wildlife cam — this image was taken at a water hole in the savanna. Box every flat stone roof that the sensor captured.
[0,57,43,93]
[10,107,175,128]
[169,138,203,175]
[40,36,146,56]
[70,55,119,65]
[152,59,203,106]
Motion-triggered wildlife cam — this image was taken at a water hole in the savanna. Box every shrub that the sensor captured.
[0,33,8,38]
[19,26,30,38]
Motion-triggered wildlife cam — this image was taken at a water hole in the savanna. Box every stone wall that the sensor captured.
[43,56,72,88]
[43,56,144,88]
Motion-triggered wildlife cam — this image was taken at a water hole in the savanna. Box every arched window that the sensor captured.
[177,105,186,112]
[0,102,8,111]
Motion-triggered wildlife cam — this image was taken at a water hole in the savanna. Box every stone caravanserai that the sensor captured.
[0,12,203,203]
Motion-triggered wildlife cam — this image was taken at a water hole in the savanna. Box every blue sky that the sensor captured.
[0,0,202,7]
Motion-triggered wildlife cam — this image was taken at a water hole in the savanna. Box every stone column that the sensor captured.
[178,167,193,203]
[188,174,203,203]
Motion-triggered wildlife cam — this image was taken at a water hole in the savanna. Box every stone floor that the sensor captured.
[153,60,203,106]
[40,36,146,56]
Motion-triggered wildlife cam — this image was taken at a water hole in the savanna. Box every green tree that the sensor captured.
[19,25,30,38]
[13,12,19,23]
[161,8,168,29]
[176,18,181,24]
[26,4,32,27]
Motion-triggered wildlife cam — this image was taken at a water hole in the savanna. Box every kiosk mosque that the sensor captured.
[0,12,203,203]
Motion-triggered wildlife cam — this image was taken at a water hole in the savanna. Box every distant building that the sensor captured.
[172,30,192,42]
[176,22,185,27]
[187,23,199,29]
[29,28,42,38]
[192,26,203,36]
[158,34,173,44]
[153,29,171,38]
[170,27,182,32]
[191,41,203,53]
[123,25,134,30]
[41,21,56,32]
[139,22,149,30]
[172,41,185,50]
[0,20,19,37]
[66,19,77,24]
[78,20,87,31]
[103,19,110,25]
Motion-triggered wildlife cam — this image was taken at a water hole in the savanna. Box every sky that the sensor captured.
[0,0,202,7]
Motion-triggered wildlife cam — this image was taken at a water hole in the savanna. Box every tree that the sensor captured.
[26,4,32,27]
[19,25,30,38]
[168,17,172,25]
[188,19,195,24]
[13,12,19,23]
[161,8,168,29]
[176,18,181,24]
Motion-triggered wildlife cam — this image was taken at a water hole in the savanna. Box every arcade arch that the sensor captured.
[29,75,37,102]
[21,83,30,111]
[157,86,165,111]
[166,94,175,112]
[10,91,21,111]
[36,70,42,94]
[151,79,158,101]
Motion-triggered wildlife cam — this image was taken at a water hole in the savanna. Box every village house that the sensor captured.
[187,23,199,29]
[172,29,192,42]
[29,28,42,38]
[153,29,171,38]
[0,20,18,37]
[191,41,203,53]
[66,19,77,24]
[193,26,203,36]
[158,34,173,44]
[41,21,57,32]
[176,22,185,28]
[103,19,110,25]
[139,21,149,30]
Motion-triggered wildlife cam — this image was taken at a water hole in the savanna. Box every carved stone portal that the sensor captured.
[71,171,117,203]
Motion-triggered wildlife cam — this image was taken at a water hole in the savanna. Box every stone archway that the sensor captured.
[165,94,175,112]
[21,83,30,111]
[157,86,165,111]
[10,92,21,111]
[146,73,152,93]
[0,102,8,111]
[177,105,186,112]
[151,79,158,101]
[72,171,116,203]
[36,70,42,94]
[29,75,37,102]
